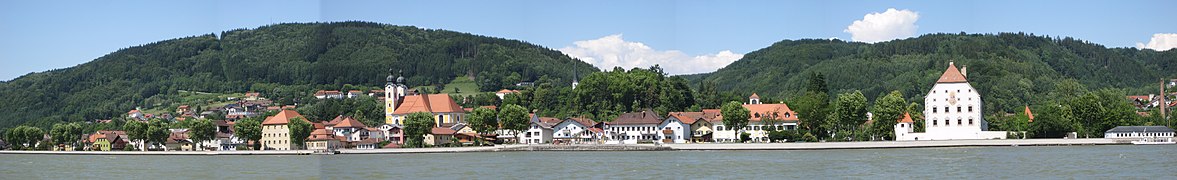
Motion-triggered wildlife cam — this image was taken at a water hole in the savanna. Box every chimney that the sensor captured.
[961,65,967,78]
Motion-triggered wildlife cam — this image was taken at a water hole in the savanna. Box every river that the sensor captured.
[2,145,1174,179]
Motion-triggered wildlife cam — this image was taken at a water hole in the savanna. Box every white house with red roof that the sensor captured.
[712,94,801,143]
[552,117,601,144]
[898,62,1007,141]
[658,114,691,144]
[524,115,558,144]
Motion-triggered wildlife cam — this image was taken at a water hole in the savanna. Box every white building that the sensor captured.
[658,115,690,144]
[1104,126,1175,139]
[552,117,601,144]
[523,115,557,144]
[606,111,662,144]
[897,62,1006,141]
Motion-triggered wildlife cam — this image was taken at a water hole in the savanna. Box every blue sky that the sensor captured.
[2,0,1175,80]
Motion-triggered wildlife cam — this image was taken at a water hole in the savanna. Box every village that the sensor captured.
[2,62,1174,153]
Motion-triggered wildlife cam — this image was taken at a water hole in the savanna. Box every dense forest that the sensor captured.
[0,21,598,130]
[693,32,1177,115]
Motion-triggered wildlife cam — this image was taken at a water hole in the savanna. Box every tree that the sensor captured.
[287,117,312,150]
[123,120,148,151]
[187,119,217,151]
[721,101,751,142]
[830,91,868,141]
[146,119,170,150]
[233,116,263,150]
[22,126,44,150]
[403,112,436,148]
[49,123,82,150]
[499,104,530,144]
[466,107,498,138]
[868,91,907,140]
[795,73,832,139]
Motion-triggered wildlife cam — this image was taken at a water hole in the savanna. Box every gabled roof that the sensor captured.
[533,117,561,129]
[262,109,308,125]
[332,116,366,128]
[936,62,968,83]
[392,94,465,114]
[749,93,760,99]
[609,111,663,125]
[897,112,914,123]
[431,127,457,135]
[307,128,337,141]
[744,103,800,122]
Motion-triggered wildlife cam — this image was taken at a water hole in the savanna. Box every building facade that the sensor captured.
[898,62,1007,141]
[261,109,307,150]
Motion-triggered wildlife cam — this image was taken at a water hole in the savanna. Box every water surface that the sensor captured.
[2,145,1174,179]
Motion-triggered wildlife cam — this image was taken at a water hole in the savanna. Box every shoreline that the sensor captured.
[0,138,1132,155]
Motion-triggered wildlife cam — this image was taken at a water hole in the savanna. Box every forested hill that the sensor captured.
[0,21,598,129]
[694,32,1177,114]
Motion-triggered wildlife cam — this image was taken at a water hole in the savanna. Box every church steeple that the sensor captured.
[572,65,580,89]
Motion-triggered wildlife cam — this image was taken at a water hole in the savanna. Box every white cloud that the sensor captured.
[1136,33,1177,51]
[844,8,920,43]
[558,34,743,75]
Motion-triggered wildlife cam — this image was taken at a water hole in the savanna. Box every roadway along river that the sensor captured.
[2,145,1174,179]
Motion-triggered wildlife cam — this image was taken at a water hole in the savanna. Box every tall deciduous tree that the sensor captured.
[466,107,498,137]
[869,91,907,141]
[187,119,217,151]
[287,117,312,150]
[403,112,436,148]
[233,116,263,150]
[830,91,867,141]
[146,119,170,150]
[49,123,82,149]
[499,104,529,143]
[721,101,751,142]
[123,120,148,151]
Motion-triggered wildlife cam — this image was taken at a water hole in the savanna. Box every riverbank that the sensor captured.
[0,138,1130,155]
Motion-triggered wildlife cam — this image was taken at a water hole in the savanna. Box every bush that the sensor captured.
[124,144,137,151]
[802,132,818,142]
[739,132,751,143]
[236,145,250,151]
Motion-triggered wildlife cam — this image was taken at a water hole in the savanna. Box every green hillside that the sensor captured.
[0,21,598,130]
[693,32,1177,114]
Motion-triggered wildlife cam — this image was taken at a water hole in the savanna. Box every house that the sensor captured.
[378,124,404,145]
[128,109,145,121]
[425,127,458,146]
[712,94,801,143]
[606,111,663,144]
[244,92,262,100]
[661,113,699,144]
[213,120,244,150]
[1104,126,1175,139]
[495,89,520,99]
[305,128,342,151]
[354,138,381,149]
[326,116,368,142]
[898,62,1007,141]
[389,94,466,127]
[347,90,364,98]
[87,131,128,151]
[261,109,310,150]
[524,115,559,144]
[166,129,194,151]
[314,90,344,99]
[669,110,722,143]
[894,112,915,140]
[552,117,600,144]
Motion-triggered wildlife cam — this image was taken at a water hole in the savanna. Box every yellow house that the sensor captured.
[389,94,466,127]
[261,109,309,150]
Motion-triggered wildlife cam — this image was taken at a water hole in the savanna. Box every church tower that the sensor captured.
[385,69,406,125]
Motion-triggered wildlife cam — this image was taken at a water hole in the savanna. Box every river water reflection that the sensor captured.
[2,145,1174,179]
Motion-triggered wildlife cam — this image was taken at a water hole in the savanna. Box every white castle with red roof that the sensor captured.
[897,62,1008,141]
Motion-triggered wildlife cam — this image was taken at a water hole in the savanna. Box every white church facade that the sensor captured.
[896,62,1008,141]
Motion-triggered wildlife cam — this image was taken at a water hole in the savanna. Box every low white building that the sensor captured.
[713,94,801,143]
[552,117,601,144]
[1104,126,1175,139]
[606,111,662,144]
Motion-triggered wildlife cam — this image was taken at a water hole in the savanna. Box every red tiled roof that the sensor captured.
[749,93,760,99]
[897,112,914,123]
[431,127,457,135]
[333,116,366,128]
[744,103,799,122]
[496,89,519,94]
[314,90,342,96]
[392,94,465,114]
[936,62,968,83]
[307,128,337,141]
[262,109,308,125]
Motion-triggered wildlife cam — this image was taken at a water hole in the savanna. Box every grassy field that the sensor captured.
[414,76,487,97]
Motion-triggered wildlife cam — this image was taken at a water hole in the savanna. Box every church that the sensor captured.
[895,62,1008,141]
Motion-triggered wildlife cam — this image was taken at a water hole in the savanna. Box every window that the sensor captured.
[957,107,962,112]
[968,106,973,112]
[933,107,938,113]
[932,119,938,126]
[969,119,974,125]
[957,119,962,125]
[901,124,905,128]
[944,107,949,112]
